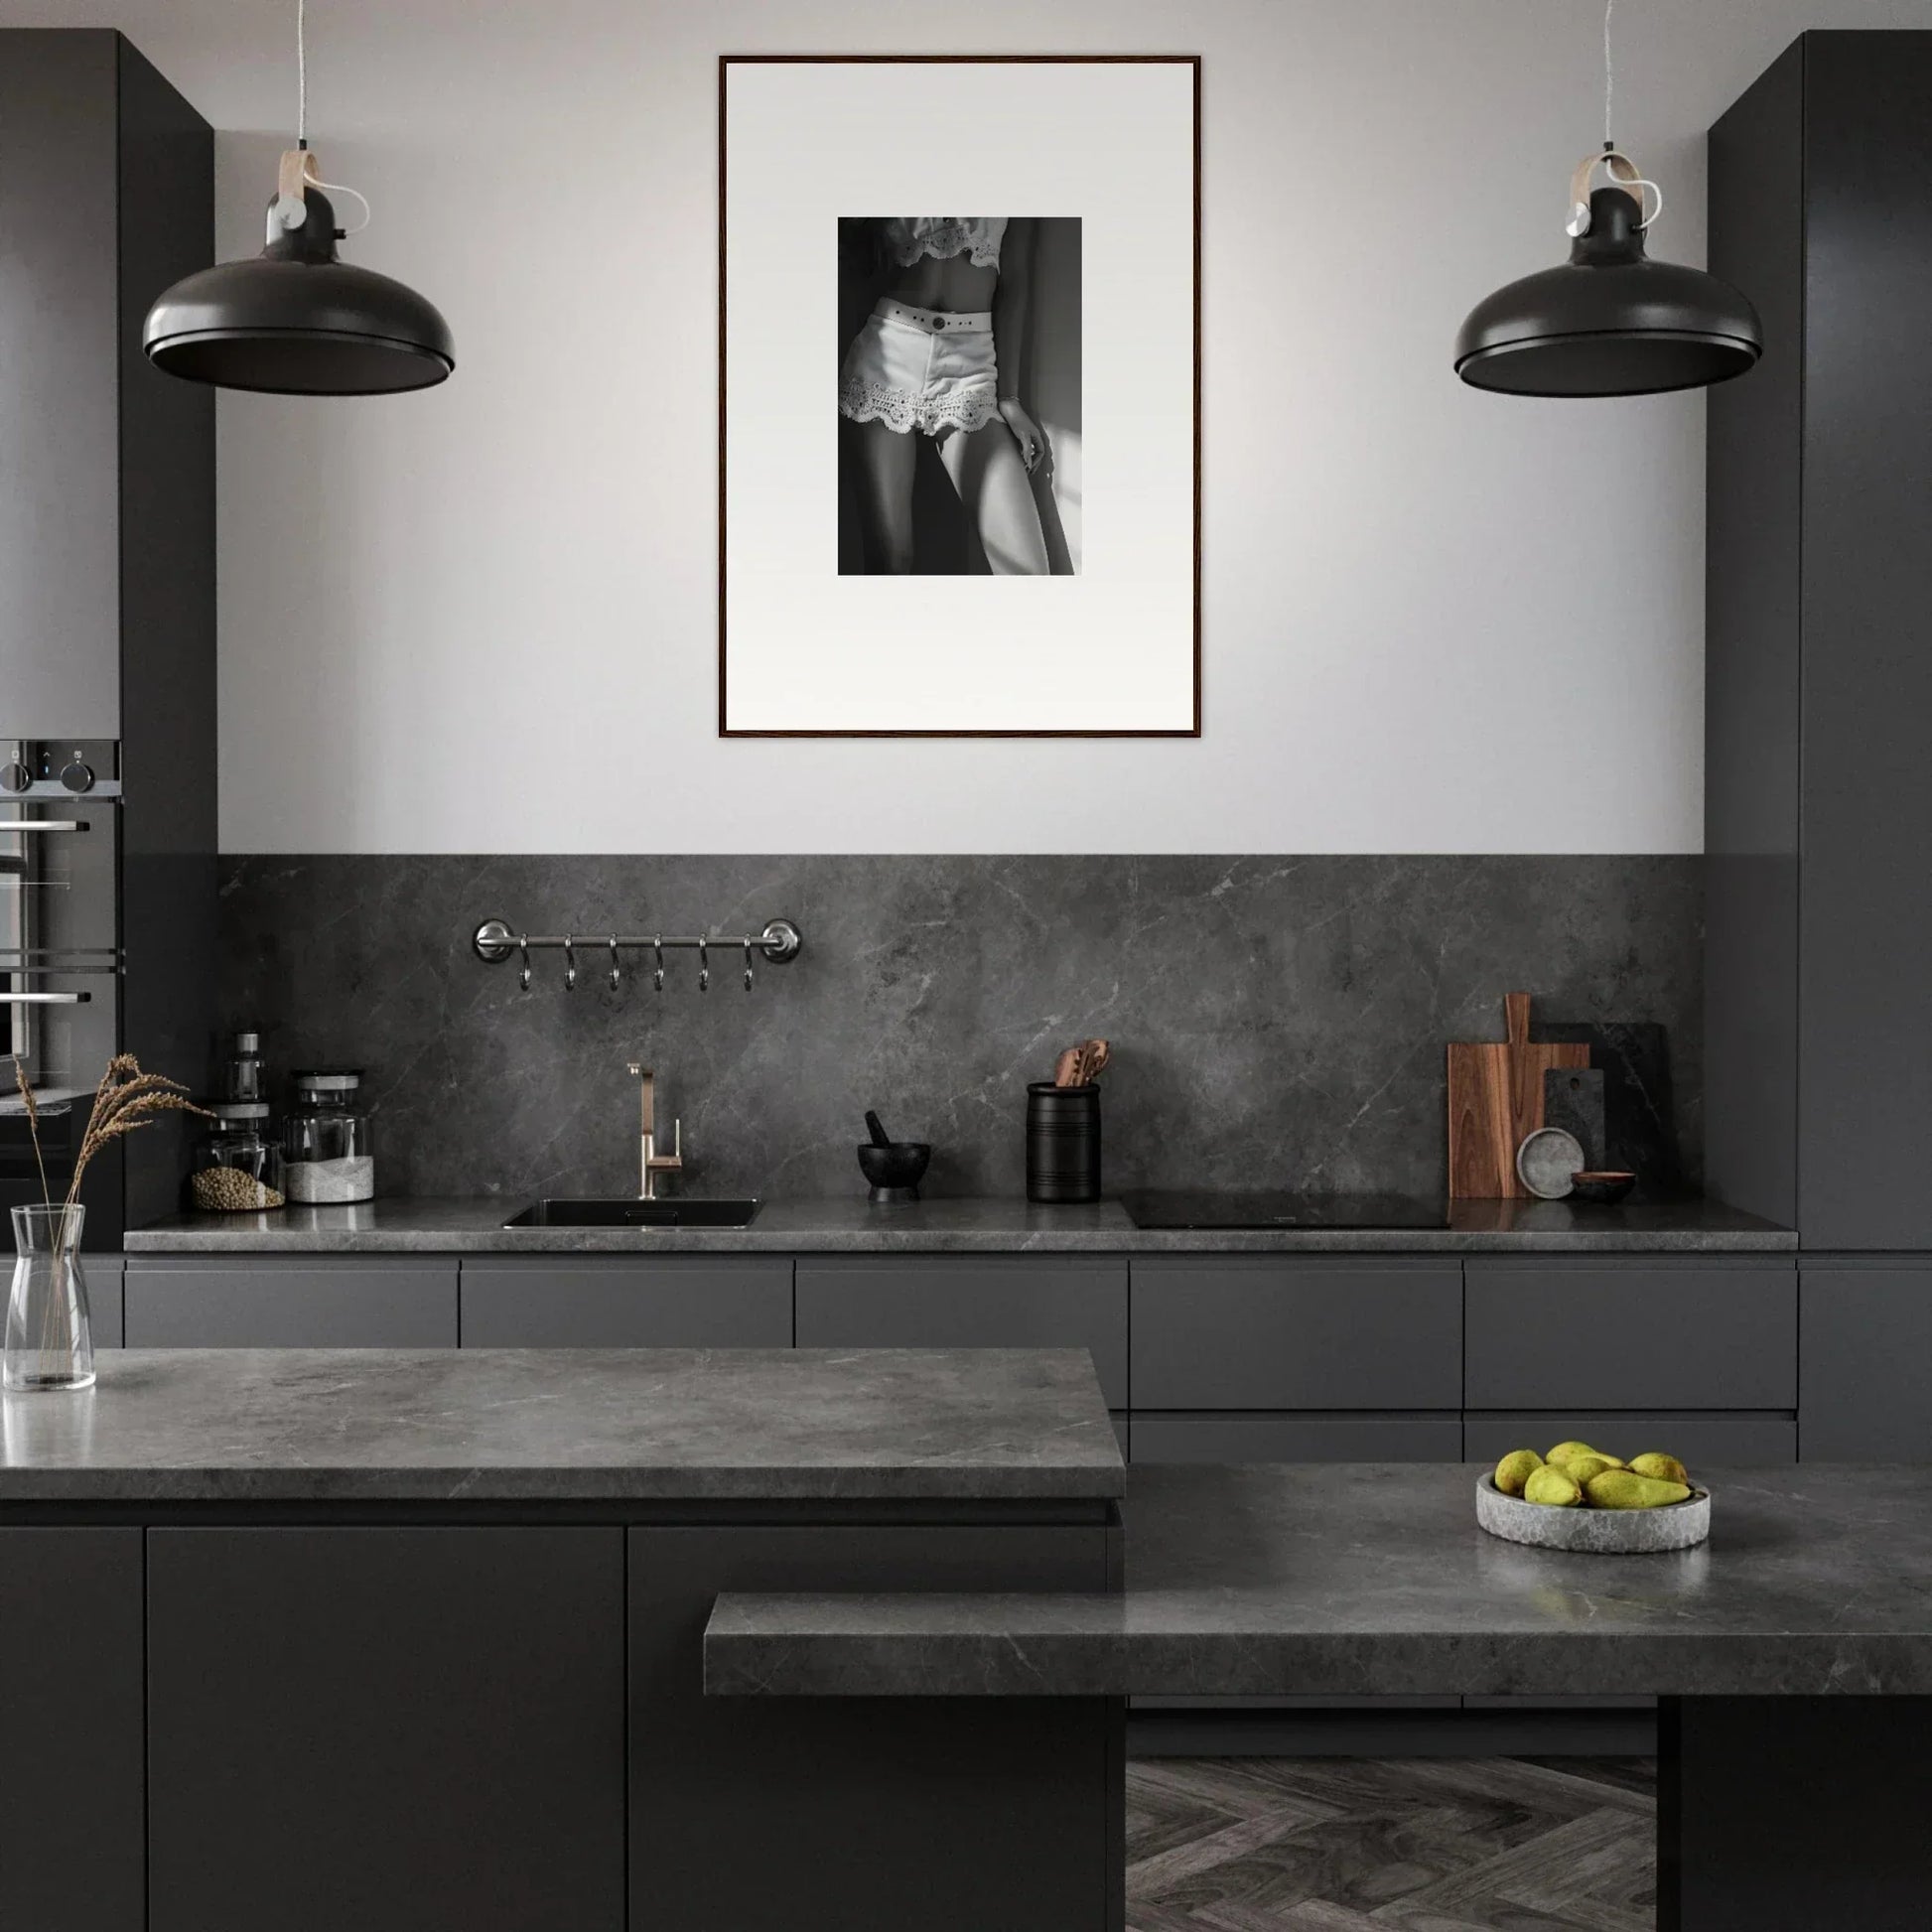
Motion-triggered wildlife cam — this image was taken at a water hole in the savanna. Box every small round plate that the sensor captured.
[1476,1474,1711,1553]
[1516,1126,1586,1199]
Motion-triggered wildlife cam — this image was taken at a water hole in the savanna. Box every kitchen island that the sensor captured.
[0,1347,1124,1932]
[712,1461,1932,1931]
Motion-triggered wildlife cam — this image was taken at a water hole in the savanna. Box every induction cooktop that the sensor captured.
[1118,1191,1449,1231]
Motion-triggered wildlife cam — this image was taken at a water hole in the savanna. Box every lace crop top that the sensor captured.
[880,217,1007,271]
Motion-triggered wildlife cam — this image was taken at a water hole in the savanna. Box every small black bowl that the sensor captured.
[1569,1170,1637,1205]
[858,1141,930,1204]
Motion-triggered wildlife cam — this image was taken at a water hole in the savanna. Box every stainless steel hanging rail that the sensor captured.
[471,916,802,992]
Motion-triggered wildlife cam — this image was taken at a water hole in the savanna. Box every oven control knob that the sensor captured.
[60,759,94,794]
[0,761,30,793]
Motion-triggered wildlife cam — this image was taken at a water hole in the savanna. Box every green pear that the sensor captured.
[1585,1469,1693,1510]
[1524,1465,1584,1507]
[1494,1449,1543,1496]
[1558,1452,1618,1486]
[1629,1451,1690,1486]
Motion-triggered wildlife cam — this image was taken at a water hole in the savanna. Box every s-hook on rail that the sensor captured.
[472,916,802,994]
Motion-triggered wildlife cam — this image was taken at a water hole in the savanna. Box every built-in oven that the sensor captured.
[0,740,122,1230]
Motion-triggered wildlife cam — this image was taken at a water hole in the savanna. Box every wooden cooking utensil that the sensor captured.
[1447,993,1588,1199]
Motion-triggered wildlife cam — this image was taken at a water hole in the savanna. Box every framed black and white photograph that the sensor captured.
[720,56,1199,737]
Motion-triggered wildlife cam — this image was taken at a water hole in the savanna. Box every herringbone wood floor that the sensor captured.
[1126,1756,1656,1931]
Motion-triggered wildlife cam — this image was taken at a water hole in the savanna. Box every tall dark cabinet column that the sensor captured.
[1707,32,1932,1253]
[0,31,214,1239]
[1709,32,1932,1458]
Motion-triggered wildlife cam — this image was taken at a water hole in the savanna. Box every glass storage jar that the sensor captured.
[191,1103,287,1212]
[283,1069,375,1204]
[220,1029,266,1103]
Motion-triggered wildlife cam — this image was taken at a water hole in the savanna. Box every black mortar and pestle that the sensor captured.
[858,1110,930,1204]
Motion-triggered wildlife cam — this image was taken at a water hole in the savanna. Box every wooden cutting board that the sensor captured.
[1448,993,1589,1198]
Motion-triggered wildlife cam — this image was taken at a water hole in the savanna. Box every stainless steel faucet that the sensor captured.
[624,1062,684,1199]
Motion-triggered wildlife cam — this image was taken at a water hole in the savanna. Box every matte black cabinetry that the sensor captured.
[1131,1258,1462,1412]
[1708,33,1932,1253]
[125,1257,458,1345]
[1799,1264,1932,1460]
[461,1256,791,1347]
[1133,1414,1462,1463]
[147,1527,626,1932]
[0,1529,145,1932]
[0,28,209,727]
[87,1255,124,1347]
[1463,1413,1797,1465]
[0,29,216,1244]
[795,1256,1128,1408]
[629,1523,1117,1932]
[1464,1260,1795,1411]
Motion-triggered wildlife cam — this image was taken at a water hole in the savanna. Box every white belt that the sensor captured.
[874,299,993,334]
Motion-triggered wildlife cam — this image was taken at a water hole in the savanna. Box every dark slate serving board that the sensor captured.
[1534,1022,1684,1198]
[1542,1065,1607,1173]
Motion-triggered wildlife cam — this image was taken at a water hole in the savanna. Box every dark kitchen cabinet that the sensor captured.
[86,1254,124,1347]
[460,1255,791,1347]
[1463,1412,1797,1466]
[1799,1264,1932,1459]
[1708,33,1932,1250]
[0,1529,145,1932]
[1131,1414,1462,1463]
[147,1527,625,1932]
[0,28,210,729]
[1463,1259,1795,1411]
[795,1256,1129,1409]
[125,1257,458,1346]
[628,1522,1117,1932]
[0,29,215,1245]
[1130,1258,1461,1412]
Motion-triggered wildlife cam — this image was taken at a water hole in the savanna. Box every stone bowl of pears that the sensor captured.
[1477,1441,1711,1553]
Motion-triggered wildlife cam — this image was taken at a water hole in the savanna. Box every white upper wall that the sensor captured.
[4,0,1920,853]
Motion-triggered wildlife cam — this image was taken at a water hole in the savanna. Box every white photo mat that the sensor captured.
[720,57,1199,737]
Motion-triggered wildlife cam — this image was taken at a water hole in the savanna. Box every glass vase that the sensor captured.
[5,1204,95,1393]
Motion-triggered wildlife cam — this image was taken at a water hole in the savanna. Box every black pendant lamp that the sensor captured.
[1454,2,1759,397]
[143,1,452,395]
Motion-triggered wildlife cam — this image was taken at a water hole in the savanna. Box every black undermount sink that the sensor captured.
[502,1198,762,1229]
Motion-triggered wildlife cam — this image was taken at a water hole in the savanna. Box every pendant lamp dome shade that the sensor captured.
[1455,183,1759,397]
[144,180,454,395]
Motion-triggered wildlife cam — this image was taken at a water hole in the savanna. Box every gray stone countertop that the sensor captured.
[706,1461,1932,1699]
[122,1194,1796,1255]
[0,1347,1122,1504]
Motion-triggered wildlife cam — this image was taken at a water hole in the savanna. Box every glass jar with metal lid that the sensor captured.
[191,1102,287,1212]
[283,1068,375,1204]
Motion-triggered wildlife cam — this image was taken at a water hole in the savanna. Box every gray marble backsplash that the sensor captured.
[215,857,1703,1204]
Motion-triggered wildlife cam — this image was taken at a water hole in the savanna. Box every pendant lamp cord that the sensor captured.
[283,0,372,234]
[1602,0,1614,148]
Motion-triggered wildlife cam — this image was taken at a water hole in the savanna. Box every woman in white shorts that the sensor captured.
[837,216,1051,575]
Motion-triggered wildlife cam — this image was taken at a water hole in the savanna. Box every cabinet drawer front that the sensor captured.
[1800,1266,1932,1459]
[794,1259,1128,1409]
[460,1259,791,1348]
[86,1256,123,1349]
[1464,1260,1795,1409]
[1463,1411,1797,1465]
[1131,1413,1463,1463]
[150,1528,624,1932]
[1131,1260,1461,1411]
[125,1260,458,1347]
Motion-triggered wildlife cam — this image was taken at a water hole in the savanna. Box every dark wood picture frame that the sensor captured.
[718,54,1202,739]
